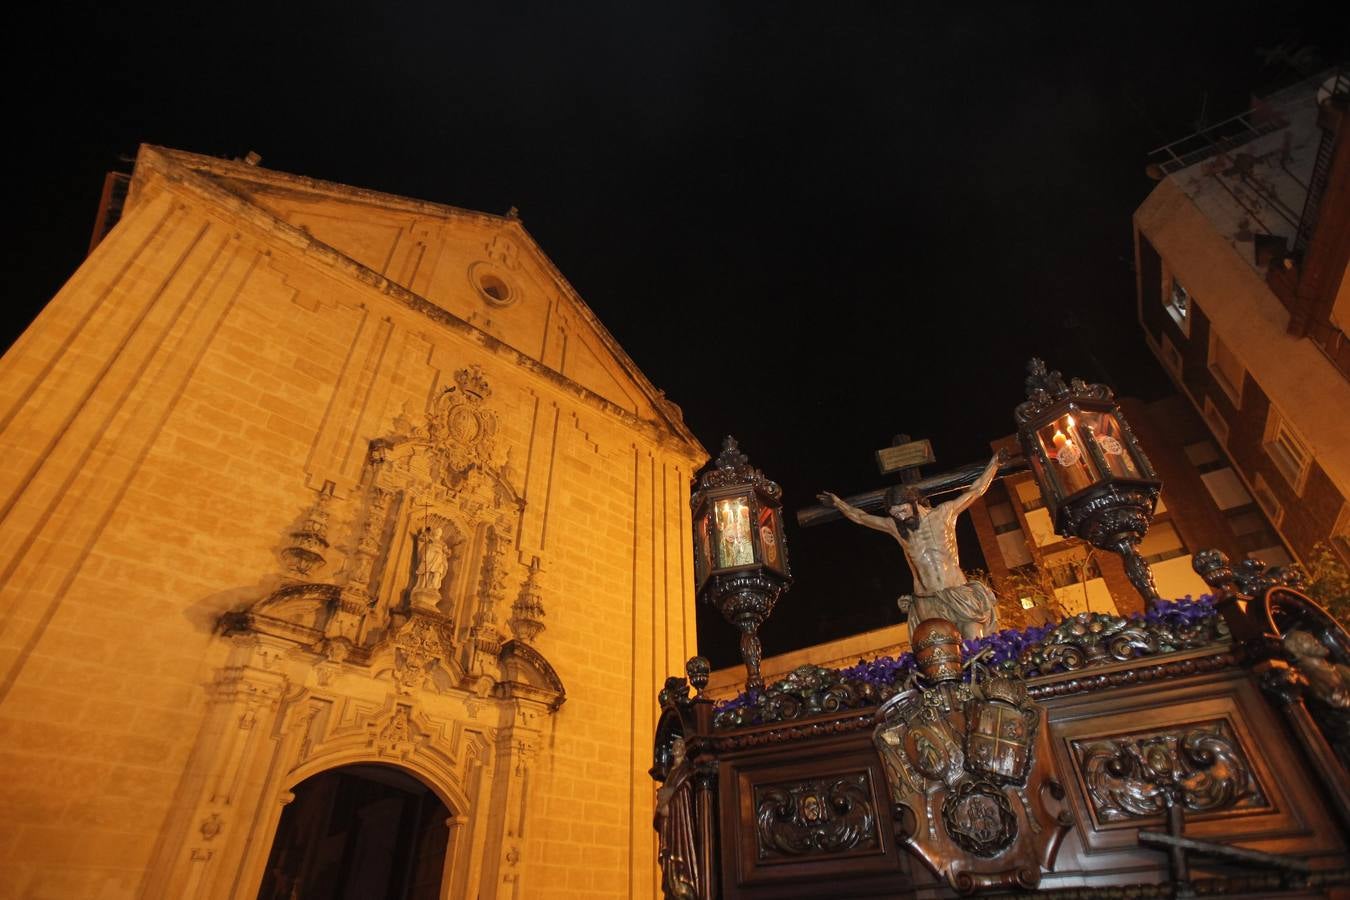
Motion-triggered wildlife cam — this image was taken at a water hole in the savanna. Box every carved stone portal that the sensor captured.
[170,365,566,900]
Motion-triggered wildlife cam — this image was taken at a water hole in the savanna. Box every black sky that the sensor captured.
[10,2,1347,668]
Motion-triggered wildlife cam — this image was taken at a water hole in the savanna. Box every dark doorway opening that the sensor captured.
[257,764,450,900]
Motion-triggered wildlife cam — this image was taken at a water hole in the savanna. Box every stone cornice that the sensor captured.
[129,145,708,467]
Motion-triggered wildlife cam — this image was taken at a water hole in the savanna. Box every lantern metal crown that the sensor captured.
[1013,359,1163,607]
[691,436,791,690]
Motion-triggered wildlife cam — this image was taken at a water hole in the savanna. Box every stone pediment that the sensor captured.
[127,145,704,462]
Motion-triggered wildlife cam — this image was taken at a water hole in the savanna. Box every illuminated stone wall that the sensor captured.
[0,147,704,899]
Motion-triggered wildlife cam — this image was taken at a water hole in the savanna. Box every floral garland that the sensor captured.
[711,596,1221,727]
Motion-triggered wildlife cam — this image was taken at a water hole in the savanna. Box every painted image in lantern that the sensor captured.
[715,497,755,568]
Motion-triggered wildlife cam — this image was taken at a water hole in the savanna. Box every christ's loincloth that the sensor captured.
[898,580,998,638]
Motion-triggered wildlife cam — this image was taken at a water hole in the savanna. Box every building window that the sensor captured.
[1263,411,1311,494]
[1044,549,1101,588]
[1137,521,1187,565]
[1166,275,1192,336]
[1330,504,1350,562]
[1012,479,1045,513]
[1201,466,1253,511]
[1251,473,1285,527]
[1160,333,1184,379]
[1208,331,1244,407]
[987,502,1018,534]
[1201,396,1230,447]
[1249,544,1293,566]
[1183,440,1225,474]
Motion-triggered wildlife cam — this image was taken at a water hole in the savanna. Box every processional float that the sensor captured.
[654,360,1350,899]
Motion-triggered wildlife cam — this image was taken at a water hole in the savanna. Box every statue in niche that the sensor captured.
[819,450,1006,639]
[411,525,449,611]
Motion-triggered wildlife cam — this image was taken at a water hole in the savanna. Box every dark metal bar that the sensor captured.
[1138,830,1312,873]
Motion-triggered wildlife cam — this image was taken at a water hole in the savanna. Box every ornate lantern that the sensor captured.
[691,436,791,690]
[1013,359,1162,607]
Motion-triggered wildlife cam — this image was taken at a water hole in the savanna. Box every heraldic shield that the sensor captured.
[873,619,1072,893]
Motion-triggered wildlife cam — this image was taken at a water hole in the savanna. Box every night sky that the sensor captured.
[10,2,1347,668]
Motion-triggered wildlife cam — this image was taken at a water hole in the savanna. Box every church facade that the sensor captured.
[0,146,704,899]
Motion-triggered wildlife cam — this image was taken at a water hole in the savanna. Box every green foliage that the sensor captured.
[976,566,1066,630]
[1299,541,1350,628]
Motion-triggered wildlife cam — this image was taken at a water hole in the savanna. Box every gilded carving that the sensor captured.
[1072,719,1267,824]
[753,772,878,860]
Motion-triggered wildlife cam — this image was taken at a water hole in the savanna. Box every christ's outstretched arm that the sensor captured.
[818,491,896,535]
[945,449,1008,516]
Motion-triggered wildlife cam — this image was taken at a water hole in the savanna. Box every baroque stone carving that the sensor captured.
[222,364,562,709]
[872,620,1069,893]
[412,525,450,596]
[280,486,332,576]
[1072,719,1267,823]
[754,772,878,860]
[507,557,546,643]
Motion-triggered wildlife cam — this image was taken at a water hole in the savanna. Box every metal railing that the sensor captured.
[1146,68,1345,177]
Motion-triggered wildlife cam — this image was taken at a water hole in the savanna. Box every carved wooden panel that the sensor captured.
[1070,718,1270,827]
[753,771,878,862]
[719,738,911,898]
[1043,666,1347,875]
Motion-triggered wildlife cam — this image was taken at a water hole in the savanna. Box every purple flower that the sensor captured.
[709,596,1220,720]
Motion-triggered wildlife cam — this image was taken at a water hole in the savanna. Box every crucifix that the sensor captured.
[799,434,1023,639]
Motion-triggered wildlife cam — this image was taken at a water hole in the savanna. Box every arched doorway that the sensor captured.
[257,764,450,900]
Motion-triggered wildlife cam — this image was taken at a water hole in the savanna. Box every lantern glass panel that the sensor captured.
[757,506,785,574]
[1037,412,1100,496]
[695,513,712,589]
[713,495,755,569]
[1075,410,1141,479]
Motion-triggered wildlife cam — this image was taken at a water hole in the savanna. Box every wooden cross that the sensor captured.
[797,435,1022,528]
[875,433,934,484]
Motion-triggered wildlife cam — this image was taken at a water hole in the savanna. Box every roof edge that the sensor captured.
[132,145,708,466]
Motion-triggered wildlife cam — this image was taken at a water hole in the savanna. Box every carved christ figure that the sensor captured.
[412,526,449,595]
[819,450,1007,639]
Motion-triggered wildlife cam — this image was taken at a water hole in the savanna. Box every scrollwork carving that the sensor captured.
[714,606,1228,731]
[941,780,1018,857]
[1014,358,1114,426]
[753,773,878,860]
[1073,720,1267,823]
[714,664,880,729]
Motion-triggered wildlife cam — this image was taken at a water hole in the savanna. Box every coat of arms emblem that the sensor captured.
[873,619,1072,892]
